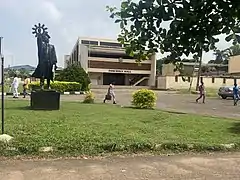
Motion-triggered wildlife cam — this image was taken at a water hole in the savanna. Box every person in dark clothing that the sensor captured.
[196,81,205,103]
[233,83,239,106]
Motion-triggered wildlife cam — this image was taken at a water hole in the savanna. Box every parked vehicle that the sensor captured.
[218,86,240,99]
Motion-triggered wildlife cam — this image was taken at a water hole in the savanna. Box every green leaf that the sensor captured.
[225,34,234,42]
[232,27,240,33]
[120,21,124,29]
[156,0,162,5]
[115,19,121,23]
[222,26,230,34]
[235,35,240,44]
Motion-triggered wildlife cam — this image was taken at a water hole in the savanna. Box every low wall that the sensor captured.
[157,76,238,89]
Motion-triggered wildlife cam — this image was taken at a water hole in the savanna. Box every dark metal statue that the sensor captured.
[32,23,57,89]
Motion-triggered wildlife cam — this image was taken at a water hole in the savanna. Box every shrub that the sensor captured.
[55,64,91,91]
[132,89,157,109]
[83,91,95,104]
[29,81,81,92]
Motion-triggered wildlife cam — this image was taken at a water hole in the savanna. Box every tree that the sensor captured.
[107,0,240,89]
[211,44,240,65]
[18,68,31,78]
[7,69,17,78]
[226,44,240,57]
[212,49,229,64]
[56,64,91,91]
[156,57,167,75]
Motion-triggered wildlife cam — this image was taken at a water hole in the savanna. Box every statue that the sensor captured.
[32,23,57,89]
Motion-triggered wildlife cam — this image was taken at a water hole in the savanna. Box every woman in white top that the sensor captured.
[12,74,19,98]
[103,84,116,104]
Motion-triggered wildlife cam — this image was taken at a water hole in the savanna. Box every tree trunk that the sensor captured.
[188,58,198,92]
[196,50,203,91]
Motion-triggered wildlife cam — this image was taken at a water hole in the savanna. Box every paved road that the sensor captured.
[0,153,240,180]
[8,90,240,119]
[62,90,240,119]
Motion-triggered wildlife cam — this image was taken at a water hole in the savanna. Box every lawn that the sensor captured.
[0,100,240,156]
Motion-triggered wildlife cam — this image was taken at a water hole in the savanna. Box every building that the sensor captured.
[162,62,228,77]
[66,37,156,86]
[64,55,70,68]
[229,55,240,75]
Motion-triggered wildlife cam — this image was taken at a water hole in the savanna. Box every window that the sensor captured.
[100,41,122,47]
[81,40,98,45]
[212,77,215,83]
[223,78,226,84]
[175,76,178,82]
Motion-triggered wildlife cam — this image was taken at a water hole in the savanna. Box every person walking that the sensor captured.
[12,74,19,98]
[196,81,205,103]
[233,83,239,106]
[23,76,30,98]
[103,83,116,104]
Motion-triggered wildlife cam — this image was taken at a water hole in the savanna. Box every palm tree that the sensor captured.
[213,49,229,64]
[226,44,240,57]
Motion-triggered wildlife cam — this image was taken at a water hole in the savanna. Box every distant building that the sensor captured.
[6,65,36,71]
[66,37,156,86]
[64,55,70,69]
[162,62,228,77]
[229,55,240,75]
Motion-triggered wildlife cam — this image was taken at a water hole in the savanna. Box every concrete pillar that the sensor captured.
[149,53,156,87]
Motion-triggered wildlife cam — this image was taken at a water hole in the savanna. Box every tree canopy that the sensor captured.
[209,44,240,64]
[55,64,91,91]
[107,0,240,65]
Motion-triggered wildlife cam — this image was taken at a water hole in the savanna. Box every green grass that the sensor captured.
[177,88,218,97]
[0,100,240,156]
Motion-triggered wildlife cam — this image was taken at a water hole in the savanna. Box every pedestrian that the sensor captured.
[23,76,30,98]
[233,83,239,106]
[103,83,116,104]
[12,74,19,98]
[196,81,205,103]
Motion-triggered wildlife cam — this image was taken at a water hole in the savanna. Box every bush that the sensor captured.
[83,91,95,104]
[29,81,81,93]
[132,89,157,109]
[55,64,91,91]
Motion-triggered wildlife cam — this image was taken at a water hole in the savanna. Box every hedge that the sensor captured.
[29,81,82,93]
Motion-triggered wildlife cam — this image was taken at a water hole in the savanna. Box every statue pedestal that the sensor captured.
[30,90,60,110]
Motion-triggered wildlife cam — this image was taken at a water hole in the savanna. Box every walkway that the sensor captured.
[0,153,239,180]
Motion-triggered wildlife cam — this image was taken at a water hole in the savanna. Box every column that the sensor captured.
[149,53,156,87]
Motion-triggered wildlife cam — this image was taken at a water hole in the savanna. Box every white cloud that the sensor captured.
[0,0,234,67]
[41,1,63,23]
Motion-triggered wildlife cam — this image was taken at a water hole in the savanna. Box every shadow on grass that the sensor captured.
[123,106,187,115]
[5,106,31,110]
[122,106,155,110]
[228,123,240,134]
[5,106,59,111]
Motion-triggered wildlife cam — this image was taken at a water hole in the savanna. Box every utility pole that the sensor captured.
[0,37,4,134]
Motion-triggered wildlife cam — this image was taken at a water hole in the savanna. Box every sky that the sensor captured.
[0,0,233,67]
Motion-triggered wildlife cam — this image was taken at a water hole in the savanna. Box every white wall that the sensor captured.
[157,76,238,89]
[79,44,88,72]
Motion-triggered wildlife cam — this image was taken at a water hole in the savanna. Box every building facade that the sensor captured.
[229,55,240,75]
[66,37,156,86]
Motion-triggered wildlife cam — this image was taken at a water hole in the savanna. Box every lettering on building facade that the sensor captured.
[108,69,131,73]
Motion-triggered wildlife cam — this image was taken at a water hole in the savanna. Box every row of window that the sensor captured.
[81,40,123,48]
[174,76,228,84]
